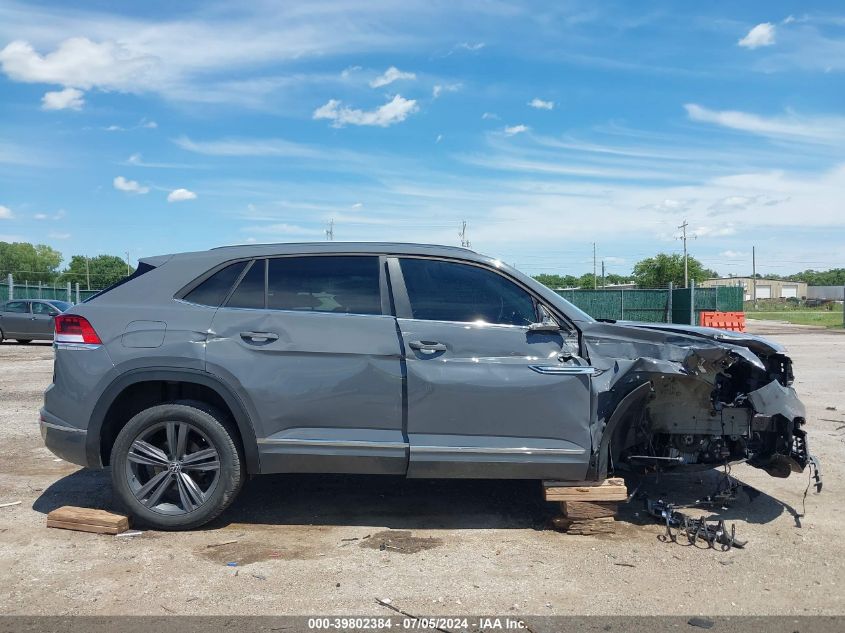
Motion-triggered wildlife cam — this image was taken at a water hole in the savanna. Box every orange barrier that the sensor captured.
[699,311,746,332]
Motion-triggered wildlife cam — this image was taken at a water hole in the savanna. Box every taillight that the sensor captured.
[54,315,102,344]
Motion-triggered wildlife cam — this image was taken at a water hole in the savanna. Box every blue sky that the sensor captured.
[1,1,844,278]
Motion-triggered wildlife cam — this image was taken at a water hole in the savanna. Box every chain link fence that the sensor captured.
[2,275,100,304]
[556,283,743,325]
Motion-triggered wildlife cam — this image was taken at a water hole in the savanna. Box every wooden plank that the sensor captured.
[543,477,627,502]
[562,501,618,520]
[551,516,616,535]
[46,506,130,535]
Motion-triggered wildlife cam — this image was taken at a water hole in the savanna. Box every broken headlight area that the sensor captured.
[582,321,821,491]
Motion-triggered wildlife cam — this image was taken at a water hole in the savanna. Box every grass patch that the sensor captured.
[746,311,844,328]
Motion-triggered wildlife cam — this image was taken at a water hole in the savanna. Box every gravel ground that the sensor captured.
[0,322,843,616]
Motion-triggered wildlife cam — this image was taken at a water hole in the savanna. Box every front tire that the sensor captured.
[110,402,244,530]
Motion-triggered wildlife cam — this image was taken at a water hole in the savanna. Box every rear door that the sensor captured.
[389,257,594,480]
[0,301,31,338]
[205,255,406,474]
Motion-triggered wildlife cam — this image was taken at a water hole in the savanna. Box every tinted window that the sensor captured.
[32,302,59,315]
[400,259,536,326]
[267,256,381,314]
[226,259,266,309]
[184,261,248,307]
[3,301,28,313]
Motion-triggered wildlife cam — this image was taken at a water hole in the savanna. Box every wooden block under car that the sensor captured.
[542,477,627,502]
[46,506,130,535]
[561,500,619,520]
[551,516,616,535]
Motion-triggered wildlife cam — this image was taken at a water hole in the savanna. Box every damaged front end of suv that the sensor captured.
[582,321,821,489]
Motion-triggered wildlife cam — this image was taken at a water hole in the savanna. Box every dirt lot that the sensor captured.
[0,321,843,616]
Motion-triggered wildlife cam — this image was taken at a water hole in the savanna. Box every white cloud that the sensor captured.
[435,134,443,143]
[432,83,460,98]
[0,37,153,91]
[140,119,157,129]
[782,15,796,25]
[369,66,416,88]
[0,204,13,219]
[455,42,485,52]
[528,98,554,110]
[313,95,418,127]
[167,188,197,202]
[720,250,748,259]
[694,224,736,238]
[113,175,149,194]
[41,87,84,110]
[33,209,65,220]
[503,124,529,136]
[641,198,693,214]
[48,231,71,240]
[738,23,776,49]
[482,112,499,120]
[684,103,845,145]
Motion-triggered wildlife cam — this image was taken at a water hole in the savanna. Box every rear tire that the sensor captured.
[16,339,32,344]
[110,402,244,530]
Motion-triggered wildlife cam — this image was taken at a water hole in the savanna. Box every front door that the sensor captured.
[205,255,406,474]
[389,257,593,480]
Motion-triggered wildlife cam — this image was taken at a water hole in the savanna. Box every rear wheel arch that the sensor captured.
[90,369,260,474]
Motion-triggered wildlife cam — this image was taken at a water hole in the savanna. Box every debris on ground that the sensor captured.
[115,530,143,538]
[206,539,239,548]
[646,499,746,550]
[0,501,21,508]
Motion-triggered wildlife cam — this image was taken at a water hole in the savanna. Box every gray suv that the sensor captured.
[41,243,816,529]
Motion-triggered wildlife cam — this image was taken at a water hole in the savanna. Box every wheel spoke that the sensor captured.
[180,447,219,471]
[166,422,189,460]
[129,440,169,467]
[135,470,173,507]
[176,472,205,511]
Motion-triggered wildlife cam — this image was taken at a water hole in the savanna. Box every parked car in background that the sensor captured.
[0,299,71,343]
[39,243,817,530]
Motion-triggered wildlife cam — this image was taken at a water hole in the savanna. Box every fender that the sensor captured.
[589,381,652,480]
[87,367,261,474]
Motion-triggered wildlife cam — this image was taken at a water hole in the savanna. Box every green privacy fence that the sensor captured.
[1,281,100,304]
[556,285,744,325]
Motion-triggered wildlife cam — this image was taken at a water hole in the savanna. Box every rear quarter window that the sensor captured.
[183,261,248,307]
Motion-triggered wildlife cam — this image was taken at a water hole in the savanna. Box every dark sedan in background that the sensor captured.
[0,299,71,343]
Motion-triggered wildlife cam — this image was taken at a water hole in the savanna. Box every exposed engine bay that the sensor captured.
[579,321,822,489]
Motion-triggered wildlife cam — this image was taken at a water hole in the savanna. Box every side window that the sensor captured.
[4,301,29,313]
[226,259,266,309]
[184,261,248,307]
[32,302,57,315]
[399,258,537,326]
[267,256,381,315]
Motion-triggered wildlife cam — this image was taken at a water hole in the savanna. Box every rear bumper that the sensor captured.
[40,408,90,468]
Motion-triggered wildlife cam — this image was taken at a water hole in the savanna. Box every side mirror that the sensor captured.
[528,321,560,333]
[528,305,561,332]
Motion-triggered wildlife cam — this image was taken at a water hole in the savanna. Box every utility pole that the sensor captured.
[325,219,334,241]
[125,251,131,275]
[592,242,597,290]
[677,220,695,288]
[752,246,757,310]
[601,260,606,289]
[85,257,91,291]
[458,221,471,248]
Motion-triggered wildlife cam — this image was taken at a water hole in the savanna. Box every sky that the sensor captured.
[0,1,844,279]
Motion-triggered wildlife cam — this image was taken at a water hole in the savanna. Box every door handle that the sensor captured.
[408,340,447,354]
[240,331,279,344]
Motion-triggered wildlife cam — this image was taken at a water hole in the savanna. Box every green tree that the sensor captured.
[532,274,580,289]
[0,241,63,284]
[59,255,133,289]
[632,253,717,288]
